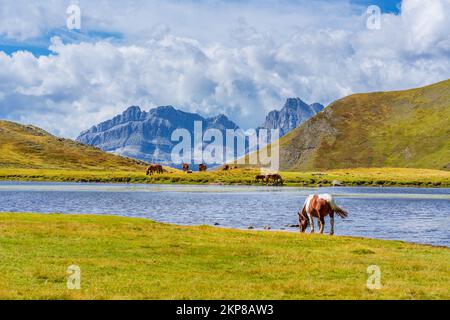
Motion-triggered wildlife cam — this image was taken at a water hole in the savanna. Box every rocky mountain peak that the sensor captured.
[206,114,239,130]
[284,98,308,109]
[76,105,241,166]
[121,105,144,121]
[262,98,325,136]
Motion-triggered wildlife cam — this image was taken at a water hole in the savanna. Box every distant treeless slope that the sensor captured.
[0,120,147,170]
[277,79,450,171]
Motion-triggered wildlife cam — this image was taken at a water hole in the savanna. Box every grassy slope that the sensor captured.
[0,167,449,187]
[0,120,147,171]
[277,79,450,171]
[0,213,449,300]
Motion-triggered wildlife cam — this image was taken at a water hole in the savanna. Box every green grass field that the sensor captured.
[0,167,449,187]
[0,213,449,300]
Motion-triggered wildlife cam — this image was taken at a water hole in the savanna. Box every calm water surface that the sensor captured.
[1,182,449,247]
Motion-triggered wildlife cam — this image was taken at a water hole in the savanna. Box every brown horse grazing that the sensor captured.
[255,174,266,183]
[299,194,348,235]
[198,163,207,172]
[266,174,284,185]
[182,163,190,172]
[146,164,163,175]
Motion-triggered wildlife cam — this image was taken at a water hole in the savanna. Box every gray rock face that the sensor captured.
[76,105,240,165]
[77,98,324,166]
[262,98,324,136]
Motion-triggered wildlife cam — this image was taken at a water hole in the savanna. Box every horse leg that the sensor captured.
[319,217,325,234]
[329,212,335,235]
[307,212,314,233]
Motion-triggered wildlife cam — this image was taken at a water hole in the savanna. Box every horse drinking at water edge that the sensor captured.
[299,194,348,235]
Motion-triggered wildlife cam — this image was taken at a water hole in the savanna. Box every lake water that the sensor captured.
[1,181,449,247]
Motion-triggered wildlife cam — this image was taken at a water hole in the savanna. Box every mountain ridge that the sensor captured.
[76,105,241,164]
[261,98,324,136]
[276,79,450,171]
[77,99,323,165]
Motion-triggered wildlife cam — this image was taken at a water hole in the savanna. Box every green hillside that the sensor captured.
[0,120,146,171]
[277,79,450,171]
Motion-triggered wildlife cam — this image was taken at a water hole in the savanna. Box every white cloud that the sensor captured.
[0,0,66,40]
[405,0,450,56]
[0,0,449,138]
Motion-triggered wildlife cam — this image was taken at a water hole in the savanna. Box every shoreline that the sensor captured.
[201,222,450,249]
[1,178,449,189]
[2,211,448,249]
[0,167,449,188]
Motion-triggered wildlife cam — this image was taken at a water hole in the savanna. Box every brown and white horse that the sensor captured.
[299,194,348,235]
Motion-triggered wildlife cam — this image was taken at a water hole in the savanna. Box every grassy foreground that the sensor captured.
[0,167,449,187]
[0,213,449,300]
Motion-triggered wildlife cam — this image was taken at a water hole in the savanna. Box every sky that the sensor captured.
[0,0,449,138]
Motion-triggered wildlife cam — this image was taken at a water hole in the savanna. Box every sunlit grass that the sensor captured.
[0,120,146,171]
[0,167,448,187]
[0,213,448,299]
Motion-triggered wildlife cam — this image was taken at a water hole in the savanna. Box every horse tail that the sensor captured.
[334,206,348,219]
[320,194,348,219]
